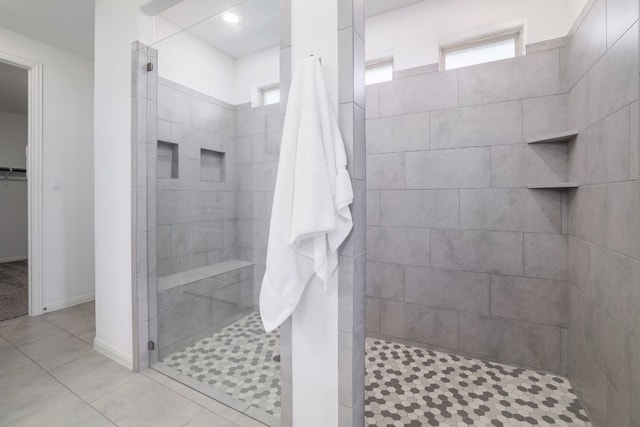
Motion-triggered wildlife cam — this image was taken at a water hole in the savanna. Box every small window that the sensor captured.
[441,30,523,71]
[365,60,393,85]
[261,85,280,106]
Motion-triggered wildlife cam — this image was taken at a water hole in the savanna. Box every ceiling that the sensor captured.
[0,61,27,115]
[160,0,279,58]
[365,0,424,17]
[158,0,423,59]
[0,0,94,58]
[0,0,422,60]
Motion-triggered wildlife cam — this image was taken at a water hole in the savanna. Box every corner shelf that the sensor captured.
[526,129,579,144]
[527,182,579,189]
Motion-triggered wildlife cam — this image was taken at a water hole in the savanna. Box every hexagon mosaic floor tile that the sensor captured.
[157,312,282,418]
[365,339,592,427]
[156,312,591,427]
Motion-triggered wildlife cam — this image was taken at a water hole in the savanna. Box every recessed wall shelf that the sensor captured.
[527,182,579,189]
[526,129,579,144]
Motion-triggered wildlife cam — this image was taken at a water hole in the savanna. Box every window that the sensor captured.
[365,59,393,85]
[261,85,280,106]
[440,26,524,71]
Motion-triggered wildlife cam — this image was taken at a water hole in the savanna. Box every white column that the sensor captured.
[289,1,340,426]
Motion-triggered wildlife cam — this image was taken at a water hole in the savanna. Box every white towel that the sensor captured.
[259,56,354,332]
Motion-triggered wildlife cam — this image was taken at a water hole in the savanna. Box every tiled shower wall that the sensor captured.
[564,0,640,425]
[234,102,282,291]
[156,78,236,277]
[365,42,571,373]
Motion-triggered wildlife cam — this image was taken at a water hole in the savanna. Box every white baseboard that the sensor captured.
[0,256,28,264]
[94,337,134,370]
[44,293,95,313]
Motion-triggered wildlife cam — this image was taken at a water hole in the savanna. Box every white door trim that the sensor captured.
[0,51,44,316]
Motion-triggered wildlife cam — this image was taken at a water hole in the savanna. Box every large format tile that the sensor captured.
[561,0,607,91]
[583,302,636,413]
[459,313,562,372]
[379,299,459,350]
[366,153,405,189]
[93,375,202,427]
[568,236,591,296]
[568,184,607,247]
[568,338,608,427]
[43,306,95,340]
[7,394,113,427]
[405,147,491,189]
[491,143,568,188]
[182,410,236,427]
[523,94,569,140]
[0,363,70,425]
[50,351,136,403]
[18,330,93,371]
[606,181,640,259]
[589,245,640,339]
[458,49,561,106]
[0,315,65,347]
[607,0,639,47]
[366,261,404,301]
[0,336,32,376]
[377,70,458,117]
[460,188,562,233]
[378,189,459,228]
[366,112,429,154]
[431,229,523,275]
[404,266,490,315]
[367,226,429,266]
[430,101,522,149]
[491,275,568,327]
[524,233,568,281]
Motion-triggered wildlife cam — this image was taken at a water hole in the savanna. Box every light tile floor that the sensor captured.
[0,303,266,427]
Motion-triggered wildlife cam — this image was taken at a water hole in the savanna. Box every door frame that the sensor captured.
[0,51,44,316]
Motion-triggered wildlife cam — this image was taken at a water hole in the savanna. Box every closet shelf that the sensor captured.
[527,181,579,189]
[526,129,579,144]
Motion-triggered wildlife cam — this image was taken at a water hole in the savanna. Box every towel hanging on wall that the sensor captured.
[259,56,354,332]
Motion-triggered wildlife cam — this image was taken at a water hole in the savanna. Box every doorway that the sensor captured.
[0,60,28,321]
[0,52,43,320]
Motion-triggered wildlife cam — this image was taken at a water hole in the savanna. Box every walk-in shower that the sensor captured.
[133,1,284,425]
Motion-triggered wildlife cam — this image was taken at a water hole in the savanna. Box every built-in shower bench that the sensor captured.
[156,259,257,359]
[157,259,254,292]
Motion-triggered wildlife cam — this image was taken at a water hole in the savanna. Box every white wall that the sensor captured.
[366,0,588,70]
[94,0,152,368]
[235,46,280,105]
[0,27,95,310]
[153,16,236,104]
[0,111,28,262]
[154,16,280,106]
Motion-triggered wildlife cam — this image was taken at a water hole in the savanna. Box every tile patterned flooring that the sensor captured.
[157,311,591,427]
[366,339,591,427]
[0,303,265,427]
[156,312,281,423]
[1,306,592,427]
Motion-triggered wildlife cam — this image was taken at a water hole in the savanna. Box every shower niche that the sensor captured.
[200,148,225,182]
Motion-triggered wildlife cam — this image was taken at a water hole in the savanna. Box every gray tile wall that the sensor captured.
[233,102,282,293]
[366,40,570,374]
[564,1,640,425]
[156,78,237,278]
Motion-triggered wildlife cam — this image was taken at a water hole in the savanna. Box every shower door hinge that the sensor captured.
[146,62,154,72]
[148,341,155,351]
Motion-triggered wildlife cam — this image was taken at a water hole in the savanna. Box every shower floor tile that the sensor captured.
[155,312,281,423]
[366,339,592,427]
[156,312,591,427]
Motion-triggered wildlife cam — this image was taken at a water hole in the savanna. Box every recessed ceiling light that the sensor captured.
[223,12,239,24]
